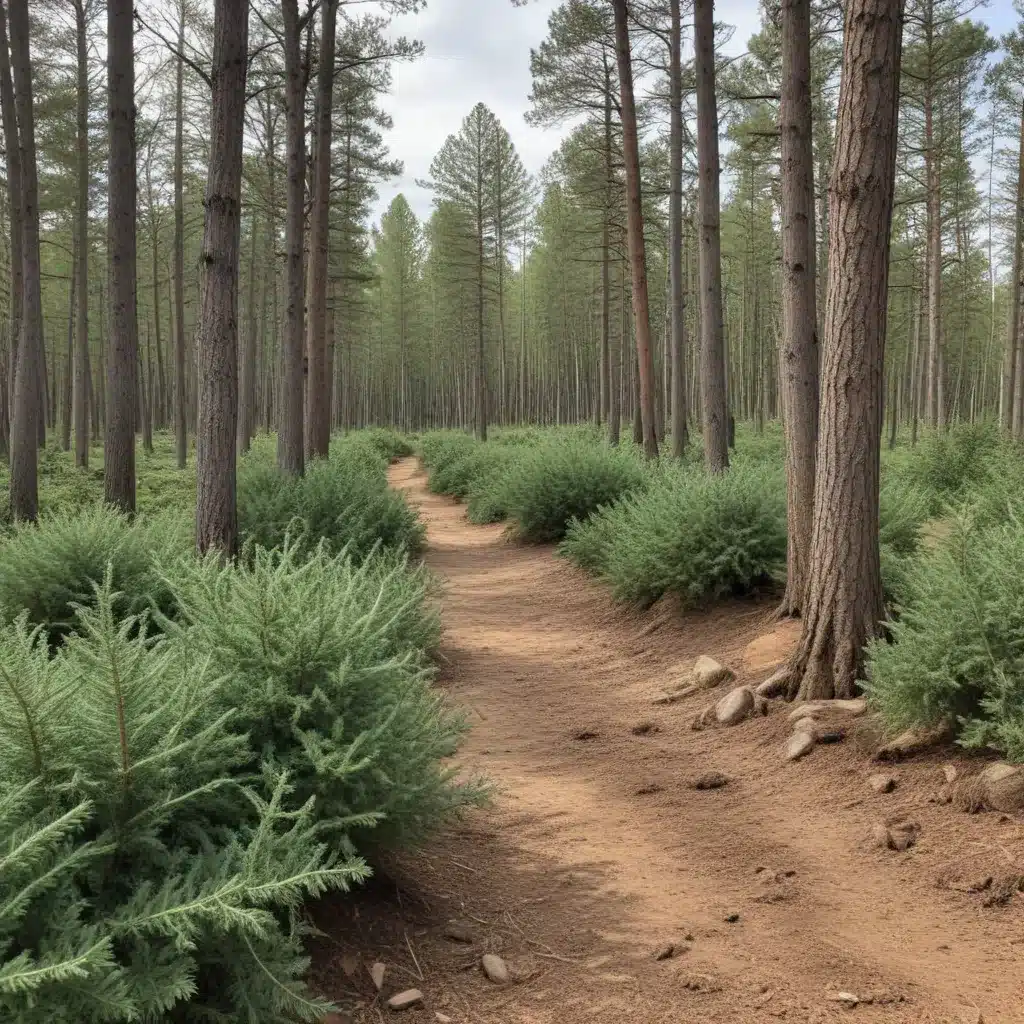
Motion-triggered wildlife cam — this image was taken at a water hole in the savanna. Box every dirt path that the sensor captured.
[312,459,1024,1024]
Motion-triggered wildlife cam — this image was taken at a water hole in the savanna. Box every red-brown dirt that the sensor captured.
[309,459,1024,1024]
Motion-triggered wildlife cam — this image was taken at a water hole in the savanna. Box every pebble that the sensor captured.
[482,953,510,985]
[387,990,424,1011]
[692,771,730,790]
[942,764,959,783]
[693,655,734,689]
[829,992,859,1007]
[370,963,386,991]
[724,913,740,923]
[869,773,897,794]
[785,730,815,761]
[443,920,476,944]
[715,686,755,726]
[435,1015,453,1024]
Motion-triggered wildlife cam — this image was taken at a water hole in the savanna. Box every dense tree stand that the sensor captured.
[786,0,904,701]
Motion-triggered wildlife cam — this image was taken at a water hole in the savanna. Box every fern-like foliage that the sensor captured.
[165,541,483,851]
[0,580,364,1022]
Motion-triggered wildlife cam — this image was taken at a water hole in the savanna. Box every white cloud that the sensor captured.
[369,0,763,226]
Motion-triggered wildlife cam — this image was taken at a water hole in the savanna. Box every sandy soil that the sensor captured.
[309,458,1024,1024]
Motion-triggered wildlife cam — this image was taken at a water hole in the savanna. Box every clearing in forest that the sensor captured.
[311,459,1024,1024]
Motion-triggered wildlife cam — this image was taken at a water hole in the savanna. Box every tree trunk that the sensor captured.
[787,0,904,702]
[604,51,620,446]
[72,0,90,468]
[140,326,153,452]
[7,0,44,521]
[105,0,137,513]
[0,0,23,438]
[923,2,942,430]
[196,0,248,556]
[669,0,688,460]
[1002,100,1023,432]
[777,0,819,617]
[238,213,258,456]
[611,0,657,460]
[278,0,306,474]
[61,244,76,451]
[694,0,729,473]
[173,2,188,468]
[304,0,337,461]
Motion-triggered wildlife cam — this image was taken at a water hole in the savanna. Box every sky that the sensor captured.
[367,0,1021,228]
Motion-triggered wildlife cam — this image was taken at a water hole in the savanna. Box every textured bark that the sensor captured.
[668,0,688,460]
[694,0,729,473]
[611,0,657,460]
[604,50,620,446]
[237,213,258,456]
[788,0,904,702]
[61,245,76,451]
[173,4,188,468]
[777,0,818,617]
[923,1,942,430]
[304,0,337,460]
[105,0,137,513]
[196,0,248,556]
[1003,103,1022,431]
[7,0,44,521]
[277,0,306,475]
[73,0,90,468]
[0,0,22,430]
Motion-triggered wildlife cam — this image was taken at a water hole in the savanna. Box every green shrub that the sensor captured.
[562,463,786,607]
[0,506,191,646]
[0,584,363,1022]
[166,541,480,850]
[495,438,648,543]
[419,431,478,473]
[879,476,930,556]
[238,454,424,562]
[465,448,528,524]
[866,515,1024,761]
[360,427,415,460]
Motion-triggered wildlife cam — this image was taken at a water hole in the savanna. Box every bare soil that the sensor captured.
[309,459,1024,1024]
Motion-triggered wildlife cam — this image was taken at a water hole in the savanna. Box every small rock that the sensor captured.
[692,771,730,790]
[387,990,424,1011]
[979,762,1024,812]
[875,721,952,761]
[942,764,958,784]
[724,913,740,923]
[881,820,920,852]
[829,992,859,1007]
[785,731,816,761]
[443,919,476,944]
[482,953,510,985]
[370,963,386,991]
[872,823,892,848]
[653,943,678,961]
[693,655,734,689]
[715,686,755,726]
[435,1015,453,1024]
[869,773,897,794]
[818,730,846,744]
[756,666,790,698]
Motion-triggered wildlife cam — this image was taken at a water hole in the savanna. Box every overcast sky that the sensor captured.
[367,0,1017,228]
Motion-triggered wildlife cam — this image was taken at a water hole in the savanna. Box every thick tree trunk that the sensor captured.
[73,0,90,468]
[173,4,188,468]
[777,0,819,617]
[787,0,904,702]
[105,0,137,513]
[694,0,729,473]
[196,0,248,556]
[604,51,620,446]
[278,0,306,474]
[0,0,23,437]
[611,0,657,460]
[7,0,44,521]
[304,0,337,460]
[923,5,942,431]
[669,0,688,460]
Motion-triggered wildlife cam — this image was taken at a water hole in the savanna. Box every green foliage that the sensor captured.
[0,506,191,646]
[879,476,931,556]
[419,430,479,475]
[0,584,363,1022]
[360,427,416,460]
[896,423,1005,514]
[237,450,424,562]
[488,437,648,543]
[561,463,786,607]
[166,541,480,850]
[866,515,1024,761]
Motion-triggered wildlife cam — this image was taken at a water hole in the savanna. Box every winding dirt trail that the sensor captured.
[313,459,1024,1024]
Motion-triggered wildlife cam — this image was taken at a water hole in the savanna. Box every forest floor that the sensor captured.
[309,458,1024,1024]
